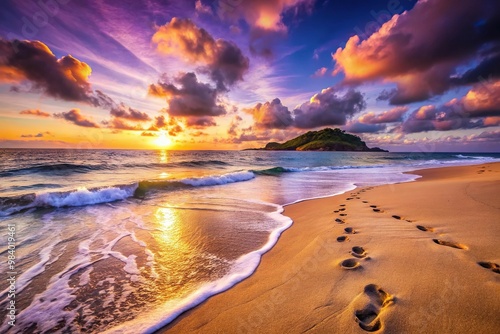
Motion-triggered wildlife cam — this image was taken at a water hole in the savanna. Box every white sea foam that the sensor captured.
[79,267,93,286]
[454,154,493,160]
[0,237,60,297]
[3,152,499,332]
[103,204,293,334]
[181,171,255,187]
[0,184,138,216]
[123,255,141,275]
[36,185,137,208]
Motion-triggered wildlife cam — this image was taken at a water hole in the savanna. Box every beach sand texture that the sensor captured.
[162,163,500,333]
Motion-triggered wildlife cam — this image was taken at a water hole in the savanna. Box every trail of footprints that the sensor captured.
[332,186,498,332]
[334,188,395,331]
[354,284,394,332]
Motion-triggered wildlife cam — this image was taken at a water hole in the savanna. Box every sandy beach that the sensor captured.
[161,162,500,333]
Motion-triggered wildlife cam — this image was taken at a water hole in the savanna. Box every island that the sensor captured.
[252,128,388,152]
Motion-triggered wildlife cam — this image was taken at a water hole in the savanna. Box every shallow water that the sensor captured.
[0,149,498,333]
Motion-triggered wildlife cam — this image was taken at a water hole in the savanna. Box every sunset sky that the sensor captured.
[0,0,499,151]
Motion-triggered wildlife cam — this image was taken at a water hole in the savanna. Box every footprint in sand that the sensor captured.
[370,205,377,208]
[372,208,383,213]
[340,213,347,216]
[350,246,367,258]
[347,197,354,200]
[416,225,434,232]
[340,204,346,207]
[333,210,339,213]
[335,218,346,224]
[344,227,356,234]
[432,239,468,250]
[391,215,402,220]
[337,236,349,242]
[362,201,369,203]
[354,284,394,332]
[340,258,361,270]
[477,262,500,274]
[339,208,346,211]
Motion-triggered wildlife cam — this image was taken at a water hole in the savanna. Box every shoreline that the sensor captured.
[158,162,500,333]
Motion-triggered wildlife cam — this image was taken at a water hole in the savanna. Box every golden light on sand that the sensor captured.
[154,131,172,148]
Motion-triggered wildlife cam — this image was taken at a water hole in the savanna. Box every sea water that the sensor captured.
[0,149,498,333]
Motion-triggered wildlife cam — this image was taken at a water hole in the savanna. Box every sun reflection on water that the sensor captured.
[158,150,169,163]
[154,207,181,246]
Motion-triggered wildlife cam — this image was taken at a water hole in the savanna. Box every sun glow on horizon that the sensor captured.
[154,131,173,148]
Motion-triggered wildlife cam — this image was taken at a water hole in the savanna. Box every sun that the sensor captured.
[154,131,172,148]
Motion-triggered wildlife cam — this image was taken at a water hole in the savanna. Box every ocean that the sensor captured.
[0,149,498,333]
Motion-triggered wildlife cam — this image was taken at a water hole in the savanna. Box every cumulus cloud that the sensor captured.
[217,0,315,56]
[244,98,293,129]
[186,117,217,128]
[358,106,408,124]
[0,39,93,102]
[149,72,226,127]
[401,105,478,133]
[229,127,300,144]
[472,129,500,142]
[228,115,243,136]
[343,122,386,133]
[141,132,155,137]
[461,80,500,117]
[153,115,167,129]
[20,132,50,138]
[218,0,314,32]
[293,88,366,128]
[102,117,145,131]
[91,90,115,109]
[149,115,184,136]
[242,87,367,130]
[195,0,213,16]
[340,107,408,134]
[0,39,143,120]
[365,130,500,152]
[88,90,152,130]
[54,109,100,128]
[401,80,500,133]
[312,67,328,78]
[19,109,50,117]
[110,103,151,121]
[152,18,249,91]
[333,0,500,104]
[483,116,500,126]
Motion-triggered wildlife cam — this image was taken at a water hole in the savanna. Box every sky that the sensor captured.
[0,0,499,152]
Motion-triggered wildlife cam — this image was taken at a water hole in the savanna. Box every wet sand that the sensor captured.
[160,162,500,333]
